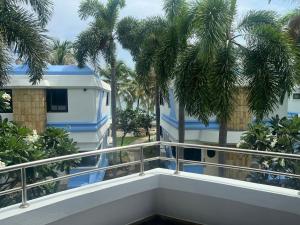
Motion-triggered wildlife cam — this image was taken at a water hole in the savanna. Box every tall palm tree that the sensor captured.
[158,0,191,143]
[118,0,191,143]
[175,0,299,149]
[118,16,167,142]
[49,40,75,65]
[0,0,52,85]
[100,60,135,109]
[74,0,125,147]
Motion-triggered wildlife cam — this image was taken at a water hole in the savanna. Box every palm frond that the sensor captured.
[191,0,232,62]
[243,24,298,120]
[174,45,212,124]
[13,0,53,26]
[163,0,187,23]
[117,17,143,60]
[0,3,50,84]
[78,0,104,20]
[210,42,238,122]
[239,10,279,32]
[0,38,10,86]
[74,22,109,67]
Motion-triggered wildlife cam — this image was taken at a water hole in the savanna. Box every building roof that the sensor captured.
[5,65,111,91]
[10,65,93,76]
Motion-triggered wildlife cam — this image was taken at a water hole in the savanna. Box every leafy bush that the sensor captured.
[0,119,78,207]
[116,108,154,146]
[238,116,300,189]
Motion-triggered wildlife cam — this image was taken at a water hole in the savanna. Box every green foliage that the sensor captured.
[238,117,300,189]
[137,111,155,142]
[0,119,78,207]
[174,0,300,146]
[0,0,52,85]
[75,0,126,147]
[49,40,75,65]
[75,0,125,66]
[116,108,139,146]
[0,91,11,113]
[37,127,79,173]
[116,109,154,145]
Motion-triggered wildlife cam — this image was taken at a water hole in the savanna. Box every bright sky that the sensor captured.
[46,0,298,68]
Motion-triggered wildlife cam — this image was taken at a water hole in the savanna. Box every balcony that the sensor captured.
[0,142,300,225]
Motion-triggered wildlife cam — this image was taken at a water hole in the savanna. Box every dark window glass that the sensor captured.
[47,89,68,112]
[171,146,176,158]
[293,93,300,99]
[0,89,13,113]
[106,92,109,106]
[184,148,202,162]
[79,155,100,167]
[160,126,163,137]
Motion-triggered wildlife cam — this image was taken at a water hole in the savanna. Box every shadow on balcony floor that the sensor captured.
[131,215,202,225]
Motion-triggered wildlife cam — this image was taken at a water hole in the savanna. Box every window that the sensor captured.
[293,93,300,99]
[79,155,100,167]
[106,92,110,106]
[0,89,13,113]
[46,89,68,112]
[184,148,202,162]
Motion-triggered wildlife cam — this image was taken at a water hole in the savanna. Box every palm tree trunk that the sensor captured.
[218,118,228,177]
[155,79,160,141]
[178,100,185,172]
[178,100,185,143]
[111,55,117,147]
[137,97,140,110]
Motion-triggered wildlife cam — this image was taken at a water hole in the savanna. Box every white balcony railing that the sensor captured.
[0,141,300,209]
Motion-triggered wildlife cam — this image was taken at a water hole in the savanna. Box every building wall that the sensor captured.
[47,88,97,123]
[228,88,252,131]
[12,89,47,133]
[288,86,300,114]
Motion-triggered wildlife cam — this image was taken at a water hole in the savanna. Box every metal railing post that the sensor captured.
[139,147,145,176]
[174,146,180,175]
[20,168,29,208]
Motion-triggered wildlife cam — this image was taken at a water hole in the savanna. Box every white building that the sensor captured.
[160,87,288,176]
[160,88,288,145]
[288,86,300,117]
[0,65,111,151]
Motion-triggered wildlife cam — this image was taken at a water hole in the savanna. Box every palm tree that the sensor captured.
[0,0,53,85]
[157,0,191,144]
[118,16,167,142]
[100,61,135,109]
[74,0,125,147]
[118,0,191,143]
[175,0,299,149]
[49,40,75,65]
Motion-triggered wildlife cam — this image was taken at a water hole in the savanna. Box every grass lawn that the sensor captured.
[116,136,141,146]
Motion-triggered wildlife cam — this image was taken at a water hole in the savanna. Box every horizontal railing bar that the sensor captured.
[161,141,300,160]
[160,157,300,179]
[0,187,22,197]
[26,157,160,189]
[27,160,141,189]
[0,142,160,174]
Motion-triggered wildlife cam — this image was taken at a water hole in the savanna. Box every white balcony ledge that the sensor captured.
[0,168,300,225]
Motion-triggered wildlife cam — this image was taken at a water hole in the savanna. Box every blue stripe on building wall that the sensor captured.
[47,115,109,132]
[162,114,219,130]
[10,65,94,76]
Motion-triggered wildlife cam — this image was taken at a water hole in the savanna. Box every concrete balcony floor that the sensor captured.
[0,169,299,225]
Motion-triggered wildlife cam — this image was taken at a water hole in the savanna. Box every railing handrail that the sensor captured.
[1,141,300,209]
[0,141,160,174]
[161,141,300,159]
[1,141,300,174]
